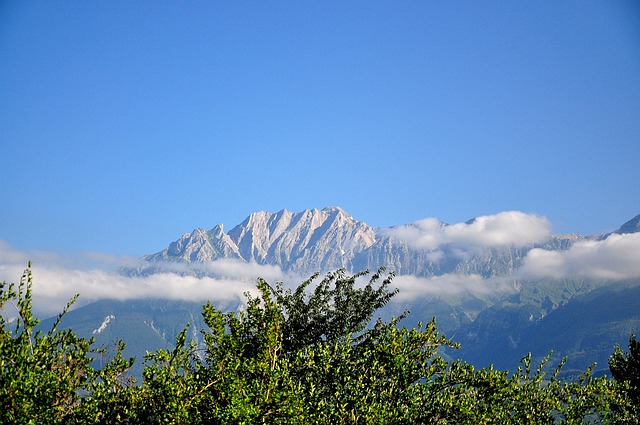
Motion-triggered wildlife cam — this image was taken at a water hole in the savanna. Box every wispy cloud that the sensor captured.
[133,258,286,283]
[382,211,552,250]
[31,268,258,314]
[2,222,638,318]
[0,240,512,318]
[0,242,291,316]
[520,232,640,281]
[391,273,516,301]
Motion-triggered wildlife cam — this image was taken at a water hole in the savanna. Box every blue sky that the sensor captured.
[1,1,639,257]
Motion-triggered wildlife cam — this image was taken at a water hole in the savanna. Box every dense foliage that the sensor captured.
[0,264,94,423]
[1,264,636,424]
[609,334,640,423]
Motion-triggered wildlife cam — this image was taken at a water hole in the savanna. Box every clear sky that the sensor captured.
[1,1,639,257]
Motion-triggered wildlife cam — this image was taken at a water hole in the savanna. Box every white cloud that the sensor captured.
[446,211,551,247]
[520,232,640,280]
[29,267,259,314]
[0,241,292,317]
[191,258,285,282]
[0,240,513,318]
[391,273,515,301]
[127,257,287,283]
[3,224,638,319]
[383,211,551,250]
[384,218,446,250]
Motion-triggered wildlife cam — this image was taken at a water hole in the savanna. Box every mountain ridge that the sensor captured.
[128,207,637,279]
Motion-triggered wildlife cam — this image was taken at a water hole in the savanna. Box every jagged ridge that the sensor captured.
[126,207,639,278]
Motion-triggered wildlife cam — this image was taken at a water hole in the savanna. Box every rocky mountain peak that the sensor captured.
[222,207,375,271]
[210,224,225,237]
[616,213,640,234]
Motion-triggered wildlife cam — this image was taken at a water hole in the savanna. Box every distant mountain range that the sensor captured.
[125,207,639,278]
[45,208,640,379]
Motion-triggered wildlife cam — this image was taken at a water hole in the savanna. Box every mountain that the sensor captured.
[131,207,376,275]
[125,206,585,279]
[455,281,640,377]
[57,208,640,379]
[615,213,640,234]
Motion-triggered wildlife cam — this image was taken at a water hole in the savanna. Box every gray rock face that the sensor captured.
[133,207,376,275]
[226,207,376,272]
[144,225,243,263]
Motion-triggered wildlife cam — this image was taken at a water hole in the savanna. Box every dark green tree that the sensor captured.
[0,263,136,424]
[198,276,306,423]
[195,267,462,424]
[609,334,640,424]
[0,263,92,424]
[0,263,94,424]
[193,268,617,424]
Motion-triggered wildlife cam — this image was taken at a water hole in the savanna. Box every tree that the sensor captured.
[0,263,137,425]
[0,263,97,424]
[196,267,461,424]
[193,268,617,424]
[609,334,640,424]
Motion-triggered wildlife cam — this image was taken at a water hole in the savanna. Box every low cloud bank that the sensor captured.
[131,257,286,283]
[520,232,640,281]
[2,225,639,317]
[0,242,292,316]
[391,273,516,301]
[0,241,513,318]
[383,211,551,250]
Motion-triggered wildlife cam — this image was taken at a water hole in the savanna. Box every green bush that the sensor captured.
[609,334,640,424]
[0,264,629,424]
[0,263,93,424]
